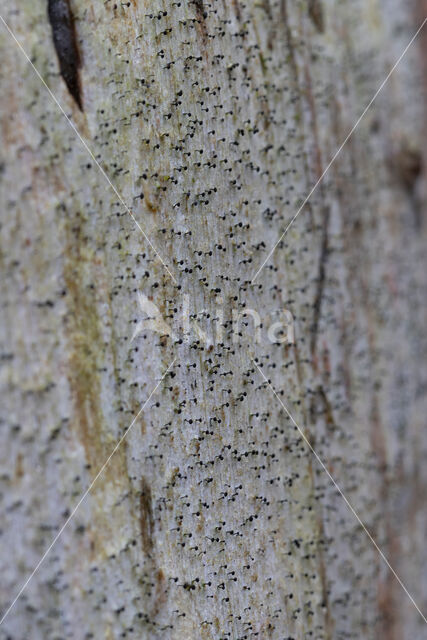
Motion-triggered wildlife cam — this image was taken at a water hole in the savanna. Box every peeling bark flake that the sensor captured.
[308,0,324,33]
[47,0,83,110]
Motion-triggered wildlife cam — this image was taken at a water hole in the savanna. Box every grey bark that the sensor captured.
[0,1,426,639]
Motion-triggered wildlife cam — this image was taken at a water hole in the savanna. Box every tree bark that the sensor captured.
[1,1,426,639]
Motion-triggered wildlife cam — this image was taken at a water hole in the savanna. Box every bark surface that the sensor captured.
[0,1,426,639]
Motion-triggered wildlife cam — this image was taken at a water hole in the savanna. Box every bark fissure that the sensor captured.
[48,0,83,110]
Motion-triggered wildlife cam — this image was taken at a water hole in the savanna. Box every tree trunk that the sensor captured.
[1,1,426,638]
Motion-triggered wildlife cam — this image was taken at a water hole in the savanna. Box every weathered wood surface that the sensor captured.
[0,1,426,638]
